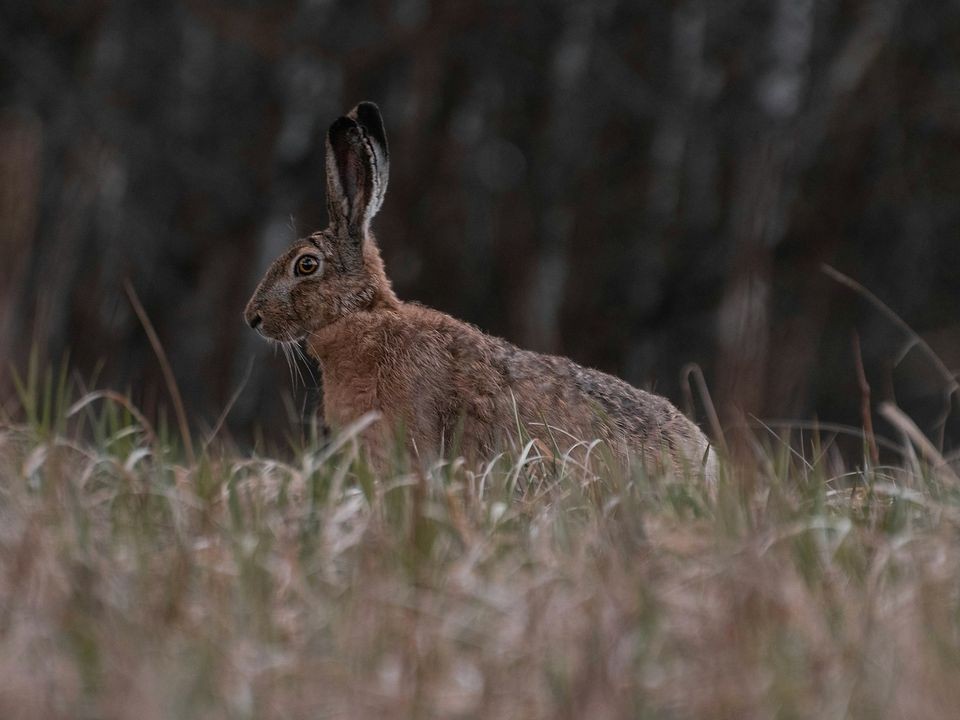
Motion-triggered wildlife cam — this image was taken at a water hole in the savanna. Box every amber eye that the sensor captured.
[294,255,320,276]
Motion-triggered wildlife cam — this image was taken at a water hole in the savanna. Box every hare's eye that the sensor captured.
[294,255,320,276]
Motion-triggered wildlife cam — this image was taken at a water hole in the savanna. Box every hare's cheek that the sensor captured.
[288,286,319,324]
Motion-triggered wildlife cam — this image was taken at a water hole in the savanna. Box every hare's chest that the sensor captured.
[318,355,381,430]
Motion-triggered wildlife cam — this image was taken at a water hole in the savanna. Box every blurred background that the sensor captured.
[1,0,959,451]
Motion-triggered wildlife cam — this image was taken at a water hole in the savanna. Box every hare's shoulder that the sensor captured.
[392,302,493,350]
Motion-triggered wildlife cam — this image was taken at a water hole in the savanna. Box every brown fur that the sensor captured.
[245,102,713,477]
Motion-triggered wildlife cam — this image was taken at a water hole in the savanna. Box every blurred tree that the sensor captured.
[1,0,959,451]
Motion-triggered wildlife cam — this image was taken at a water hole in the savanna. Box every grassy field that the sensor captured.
[2,364,960,719]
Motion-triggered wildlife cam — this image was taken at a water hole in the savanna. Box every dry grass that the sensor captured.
[1,370,960,719]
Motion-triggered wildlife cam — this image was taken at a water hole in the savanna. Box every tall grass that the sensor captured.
[1,371,959,719]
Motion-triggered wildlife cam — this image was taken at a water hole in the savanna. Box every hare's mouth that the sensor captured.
[259,329,305,344]
[252,319,304,343]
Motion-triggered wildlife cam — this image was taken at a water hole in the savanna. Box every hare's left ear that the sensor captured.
[325,101,390,238]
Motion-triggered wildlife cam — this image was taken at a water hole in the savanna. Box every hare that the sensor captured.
[245,102,714,478]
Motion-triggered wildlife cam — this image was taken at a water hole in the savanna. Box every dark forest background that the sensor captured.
[2,0,959,452]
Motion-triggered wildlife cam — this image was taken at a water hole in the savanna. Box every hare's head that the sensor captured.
[244,101,396,342]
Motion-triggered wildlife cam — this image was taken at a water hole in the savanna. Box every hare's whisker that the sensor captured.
[289,341,307,388]
[293,342,317,387]
[281,342,296,389]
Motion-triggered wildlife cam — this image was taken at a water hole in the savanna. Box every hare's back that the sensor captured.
[505,346,676,428]
[396,306,709,463]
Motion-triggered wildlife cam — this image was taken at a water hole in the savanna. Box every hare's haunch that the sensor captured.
[245,102,714,478]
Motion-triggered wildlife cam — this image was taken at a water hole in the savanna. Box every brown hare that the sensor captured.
[245,102,714,478]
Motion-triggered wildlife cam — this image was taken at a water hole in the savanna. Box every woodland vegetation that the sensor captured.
[2,0,959,450]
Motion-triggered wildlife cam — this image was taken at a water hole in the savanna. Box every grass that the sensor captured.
[1,365,960,719]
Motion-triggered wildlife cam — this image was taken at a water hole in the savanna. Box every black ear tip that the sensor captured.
[352,101,382,122]
[327,115,359,141]
[352,102,388,152]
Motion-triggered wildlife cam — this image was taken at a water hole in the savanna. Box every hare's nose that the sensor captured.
[245,311,262,330]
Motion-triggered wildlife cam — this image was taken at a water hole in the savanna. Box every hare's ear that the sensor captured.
[325,101,390,239]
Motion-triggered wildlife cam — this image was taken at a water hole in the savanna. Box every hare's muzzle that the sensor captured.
[245,309,263,330]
